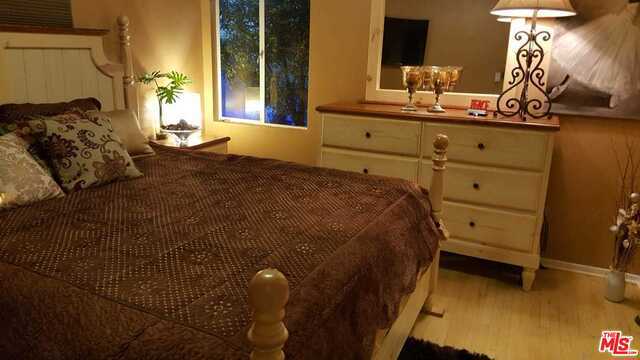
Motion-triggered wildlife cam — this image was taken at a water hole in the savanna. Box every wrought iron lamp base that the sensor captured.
[496,24,553,122]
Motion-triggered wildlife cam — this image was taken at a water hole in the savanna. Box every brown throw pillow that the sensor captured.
[0,98,101,124]
[29,110,143,192]
[87,110,154,157]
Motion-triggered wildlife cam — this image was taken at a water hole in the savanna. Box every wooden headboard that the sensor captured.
[0,16,136,114]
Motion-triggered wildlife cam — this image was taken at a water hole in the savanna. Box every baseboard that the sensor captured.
[541,258,640,285]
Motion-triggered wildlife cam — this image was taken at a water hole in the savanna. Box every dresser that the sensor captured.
[317,102,559,291]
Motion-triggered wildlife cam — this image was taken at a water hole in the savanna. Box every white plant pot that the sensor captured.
[605,270,626,303]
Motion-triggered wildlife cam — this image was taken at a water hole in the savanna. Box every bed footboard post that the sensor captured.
[423,134,449,318]
[248,268,290,360]
[117,16,138,116]
[429,134,449,224]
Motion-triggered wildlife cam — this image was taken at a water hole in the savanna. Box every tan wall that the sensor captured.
[380,0,509,94]
[72,0,370,165]
[73,0,638,274]
[71,0,205,135]
[546,116,640,274]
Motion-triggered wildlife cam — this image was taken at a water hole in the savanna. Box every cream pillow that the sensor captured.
[0,132,64,210]
[89,109,154,157]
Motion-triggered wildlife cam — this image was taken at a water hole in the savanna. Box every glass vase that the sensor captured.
[605,270,626,303]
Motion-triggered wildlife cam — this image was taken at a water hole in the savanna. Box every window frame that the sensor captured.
[213,0,309,129]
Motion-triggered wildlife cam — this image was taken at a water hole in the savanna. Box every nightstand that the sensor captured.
[151,132,231,154]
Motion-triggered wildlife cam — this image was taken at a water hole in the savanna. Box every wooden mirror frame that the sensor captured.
[365,0,552,110]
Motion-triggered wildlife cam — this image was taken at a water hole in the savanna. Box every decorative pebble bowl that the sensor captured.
[161,120,200,147]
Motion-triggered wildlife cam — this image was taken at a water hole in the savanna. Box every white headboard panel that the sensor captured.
[2,45,121,110]
[0,16,136,115]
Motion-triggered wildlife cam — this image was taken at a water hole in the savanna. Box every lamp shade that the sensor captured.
[156,92,203,128]
[491,0,576,18]
[497,17,514,23]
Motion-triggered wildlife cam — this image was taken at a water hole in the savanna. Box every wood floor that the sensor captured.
[412,254,640,360]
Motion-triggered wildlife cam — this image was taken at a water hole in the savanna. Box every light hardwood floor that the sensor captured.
[412,254,640,360]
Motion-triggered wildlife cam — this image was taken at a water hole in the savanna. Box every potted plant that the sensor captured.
[138,70,193,139]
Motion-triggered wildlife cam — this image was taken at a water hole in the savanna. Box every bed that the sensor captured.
[0,17,449,360]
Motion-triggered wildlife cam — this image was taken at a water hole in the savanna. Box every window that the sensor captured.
[215,0,310,128]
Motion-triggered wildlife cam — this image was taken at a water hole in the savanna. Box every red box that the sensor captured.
[470,100,490,111]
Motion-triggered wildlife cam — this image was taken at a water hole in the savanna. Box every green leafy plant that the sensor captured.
[138,70,191,127]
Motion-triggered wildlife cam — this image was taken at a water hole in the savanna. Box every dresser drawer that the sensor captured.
[421,162,543,212]
[322,114,421,156]
[321,148,419,182]
[423,123,550,171]
[441,202,537,252]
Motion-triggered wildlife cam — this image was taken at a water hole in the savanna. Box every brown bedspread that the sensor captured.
[0,146,442,360]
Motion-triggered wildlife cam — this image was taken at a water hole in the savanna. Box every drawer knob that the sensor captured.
[469,221,476,228]
[363,168,369,174]
[477,143,486,150]
[473,182,480,190]
[365,132,372,139]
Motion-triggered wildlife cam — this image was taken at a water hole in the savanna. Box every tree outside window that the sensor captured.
[217,0,310,128]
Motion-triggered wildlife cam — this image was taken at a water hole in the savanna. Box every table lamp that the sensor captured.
[490,0,576,121]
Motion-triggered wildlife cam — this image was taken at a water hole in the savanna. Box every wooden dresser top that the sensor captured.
[316,102,560,131]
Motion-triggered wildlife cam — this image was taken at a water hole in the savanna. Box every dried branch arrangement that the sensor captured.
[613,138,640,214]
[610,193,640,271]
[611,138,640,271]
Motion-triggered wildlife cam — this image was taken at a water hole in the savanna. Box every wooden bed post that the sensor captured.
[246,136,449,358]
[429,134,449,224]
[117,16,138,115]
[248,268,290,360]
[423,134,449,318]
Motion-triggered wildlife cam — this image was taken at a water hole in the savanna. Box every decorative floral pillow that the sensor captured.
[29,110,143,192]
[0,121,52,172]
[0,132,64,210]
[0,123,12,136]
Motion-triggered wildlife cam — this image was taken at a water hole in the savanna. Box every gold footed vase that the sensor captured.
[429,93,446,113]
[400,66,422,112]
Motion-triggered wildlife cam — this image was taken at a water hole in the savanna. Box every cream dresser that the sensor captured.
[317,102,559,291]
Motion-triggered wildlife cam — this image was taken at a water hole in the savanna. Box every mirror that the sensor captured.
[379,0,511,95]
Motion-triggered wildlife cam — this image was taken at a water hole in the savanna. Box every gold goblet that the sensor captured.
[401,66,424,112]
[421,66,464,113]
[446,66,464,91]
